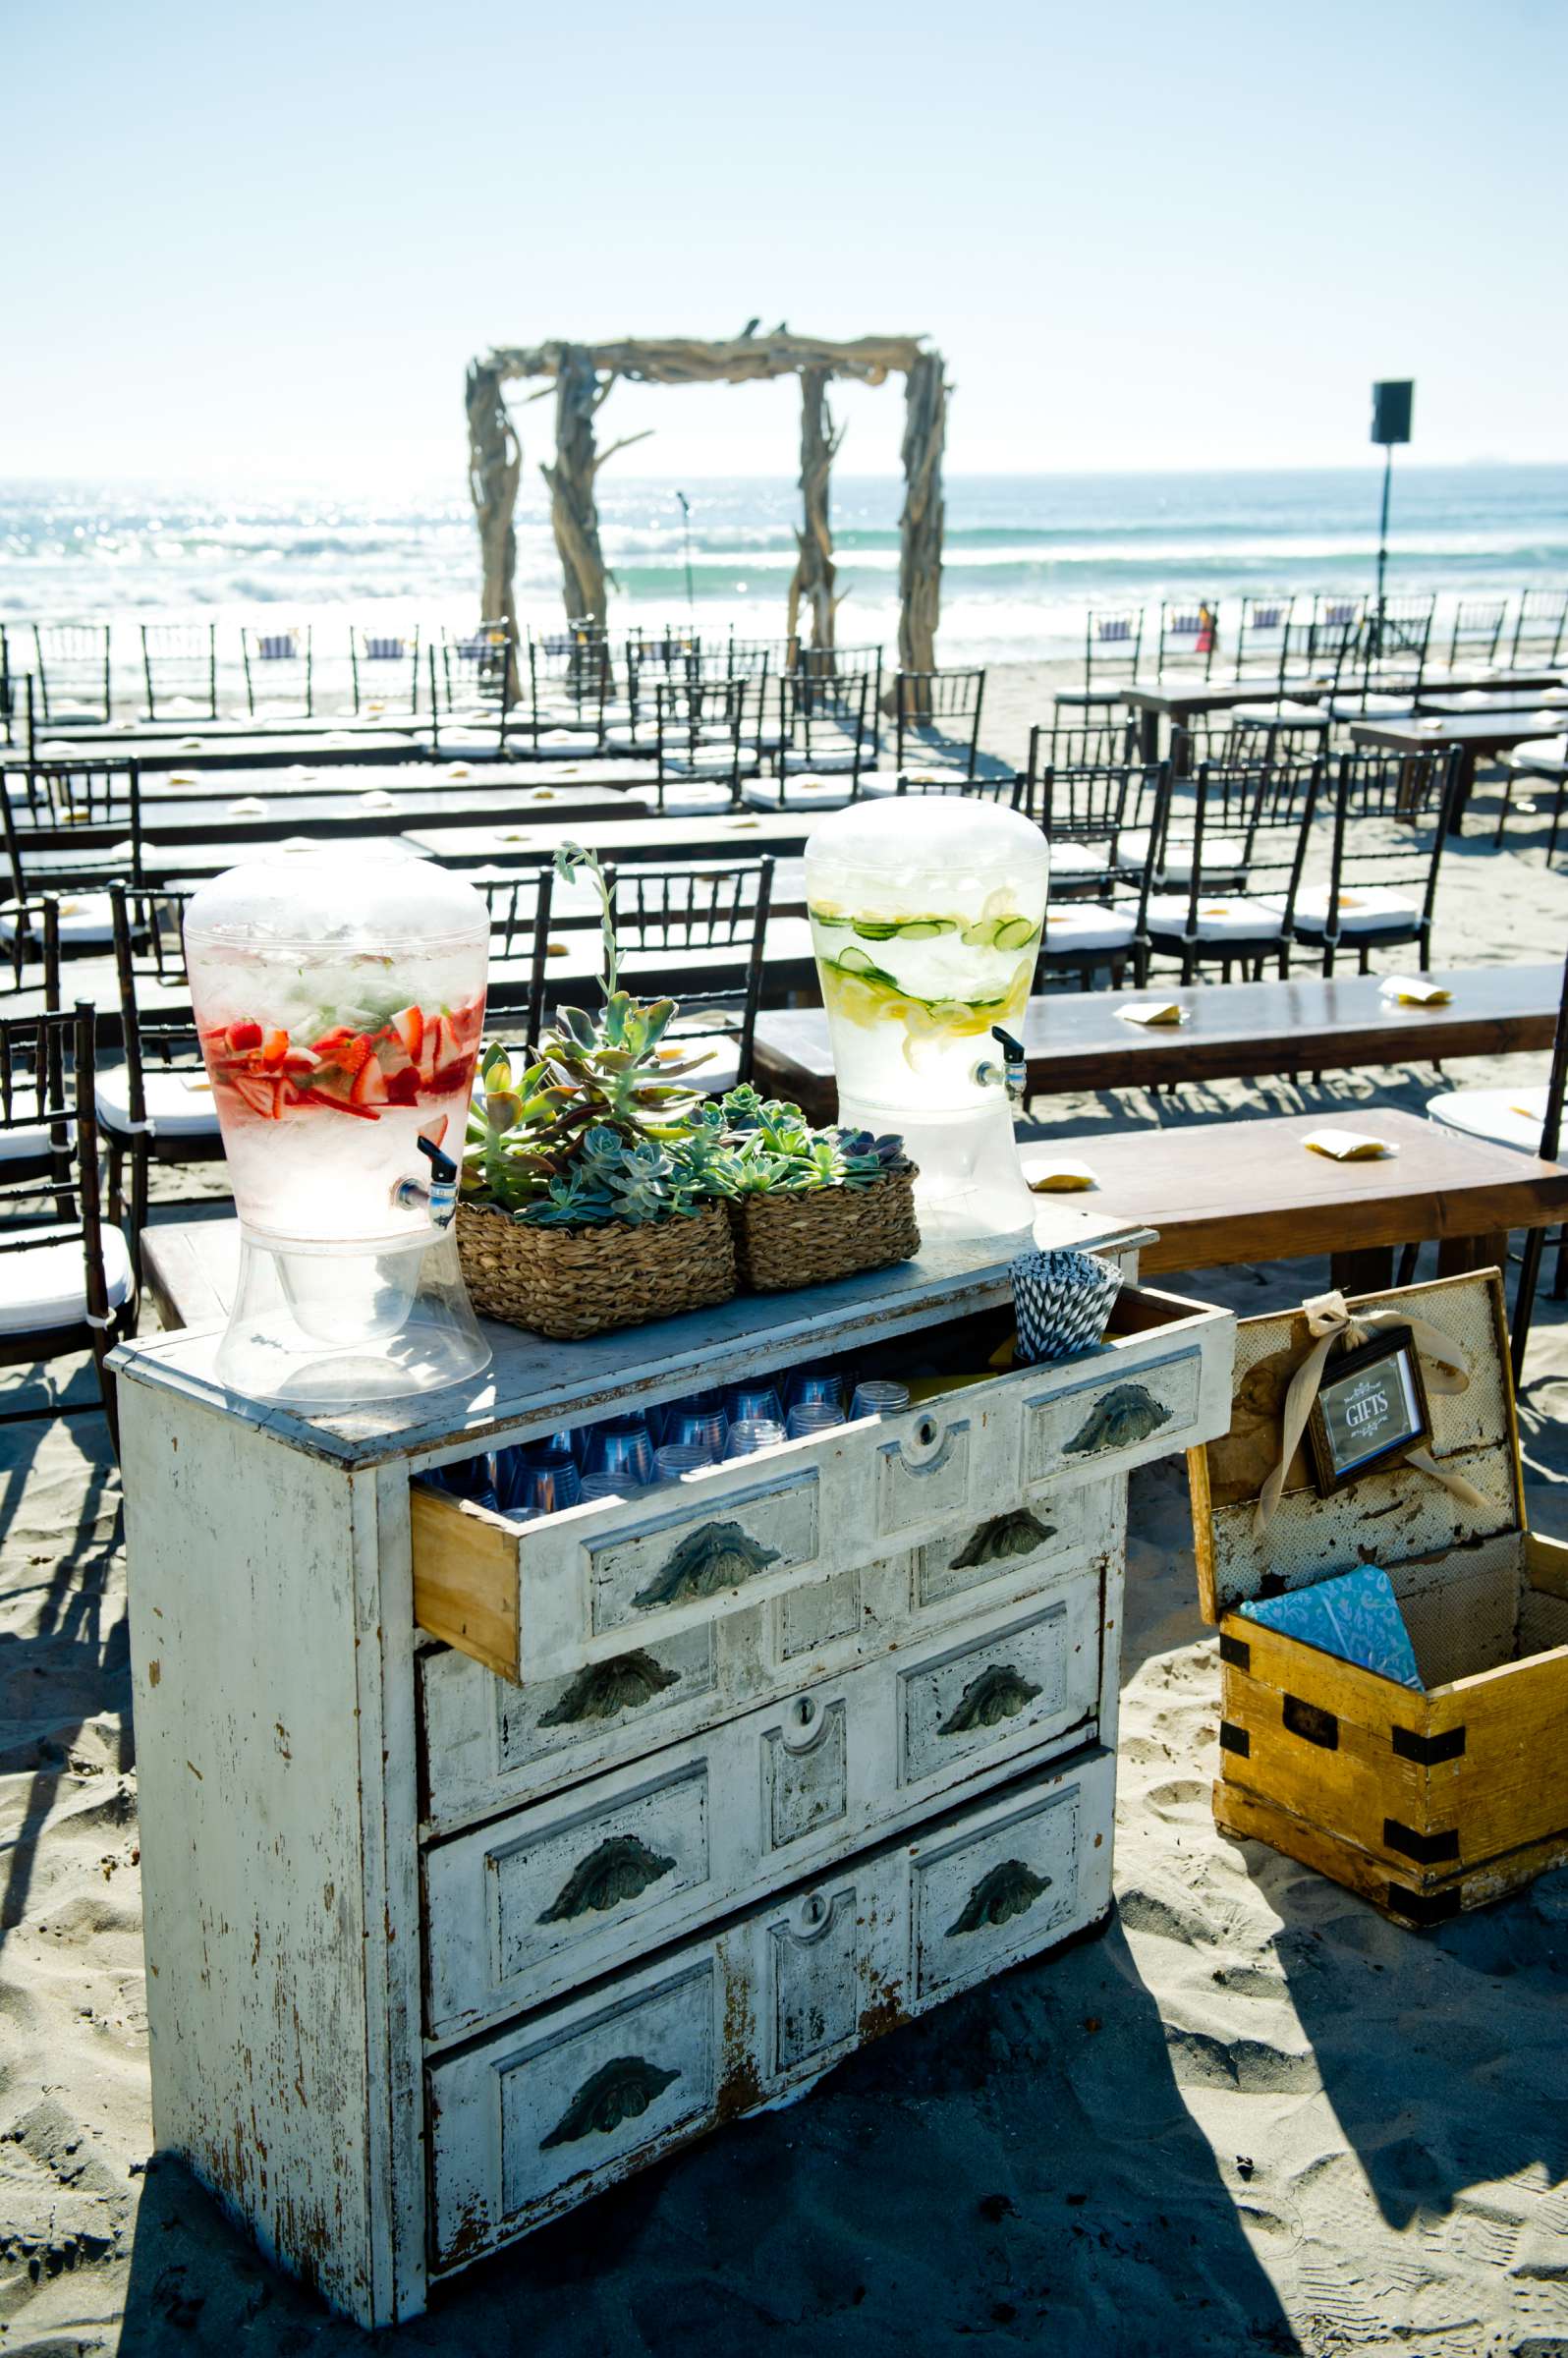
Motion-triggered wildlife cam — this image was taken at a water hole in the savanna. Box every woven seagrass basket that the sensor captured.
[729,1164,920,1293]
[456,1200,737,1341]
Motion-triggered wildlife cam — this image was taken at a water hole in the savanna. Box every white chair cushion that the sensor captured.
[1228,701,1328,728]
[1047,842,1111,880]
[1042,903,1138,952]
[1122,828,1248,882]
[0,1124,59,1161]
[741,776,855,812]
[778,743,861,774]
[1325,694,1418,719]
[625,782,736,817]
[1428,1085,1546,1155]
[0,1220,133,1336]
[0,893,116,947]
[1509,735,1568,765]
[1291,884,1418,935]
[96,1064,223,1140]
[1148,893,1285,942]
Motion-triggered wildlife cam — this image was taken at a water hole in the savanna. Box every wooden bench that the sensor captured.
[754,965,1564,1125]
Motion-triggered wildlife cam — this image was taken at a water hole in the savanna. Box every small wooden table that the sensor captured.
[1348,711,1566,831]
[1021,1105,1568,1293]
[753,965,1564,1124]
[404,809,821,868]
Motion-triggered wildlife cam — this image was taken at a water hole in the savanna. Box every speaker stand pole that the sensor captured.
[1374,443,1393,661]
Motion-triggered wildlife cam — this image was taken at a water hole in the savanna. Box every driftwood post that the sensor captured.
[539,346,610,629]
[789,367,842,652]
[898,351,946,696]
[465,361,521,698]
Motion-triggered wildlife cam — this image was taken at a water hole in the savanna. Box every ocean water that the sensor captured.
[3,466,1565,699]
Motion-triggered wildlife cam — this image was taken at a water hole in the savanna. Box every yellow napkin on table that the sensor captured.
[359,790,398,812]
[165,771,199,788]
[531,788,557,801]
[1118,1001,1188,1028]
[1302,1128,1399,1161]
[228,797,267,816]
[1380,975,1451,1006]
[180,1074,214,1095]
[445,762,472,780]
[1026,1157,1099,1193]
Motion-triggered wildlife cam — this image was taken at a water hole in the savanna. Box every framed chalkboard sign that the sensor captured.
[1307,1323,1432,1497]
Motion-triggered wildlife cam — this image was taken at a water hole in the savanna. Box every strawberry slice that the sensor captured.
[227,1020,263,1054]
[337,1033,374,1078]
[258,1028,290,1069]
[383,1067,422,1106]
[231,1072,283,1120]
[429,1059,474,1096]
[279,1047,318,1076]
[299,1087,381,1120]
[419,1116,449,1151]
[351,1057,388,1109]
[311,1024,355,1055]
[389,1005,424,1061]
[449,997,485,1047]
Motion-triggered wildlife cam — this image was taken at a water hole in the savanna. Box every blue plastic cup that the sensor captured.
[725,1380,786,1430]
[785,1366,844,1413]
[849,1380,910,1422]
[785,1401,844,1441]
[654,1442,713,1484]
[723,1418,787,1459]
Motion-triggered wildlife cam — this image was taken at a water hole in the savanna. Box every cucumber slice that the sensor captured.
[808,904,850,927]
[960,920,1000,948]
[895,918,957,939]
[992,916,1039,950]
[835,945,879,974]
[851,918,901,941]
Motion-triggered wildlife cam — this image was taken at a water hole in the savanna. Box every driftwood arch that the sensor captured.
[466,334,948,672]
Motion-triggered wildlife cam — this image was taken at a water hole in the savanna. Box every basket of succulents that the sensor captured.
[456,847,919,1338]
[456,849,739,1340]
[705,1087,920,1292]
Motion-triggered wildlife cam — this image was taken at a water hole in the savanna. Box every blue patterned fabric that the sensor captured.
[1240,1565,1424,1690]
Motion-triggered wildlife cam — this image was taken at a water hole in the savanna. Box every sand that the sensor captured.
[4,661,1568,2356]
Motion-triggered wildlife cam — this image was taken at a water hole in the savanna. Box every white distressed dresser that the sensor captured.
[114,1208,1234,2326]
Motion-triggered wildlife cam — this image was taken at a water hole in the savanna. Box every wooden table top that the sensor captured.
[1350,712,1566,754]
[26,730,426,770]
[1020,1106,1568,1275]
[1418,690,1568,716]
[404,810,818,866]
[753,965,1564,1116]
[126,779,633,844]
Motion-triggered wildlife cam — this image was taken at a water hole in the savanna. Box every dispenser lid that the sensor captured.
[804,794,1047,881]
[185,844,488,950]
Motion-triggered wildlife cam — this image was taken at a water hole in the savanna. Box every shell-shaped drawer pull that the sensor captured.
[938,1662,1043,1738]
[539,2054,679,2149]
[946,1857,1053,1938]
[632,1519,782,1610]
[1063,1381,1170,1458]
[537,1833,676,1925]
[537,1650,681,1727]
[950,1509,1057,1571]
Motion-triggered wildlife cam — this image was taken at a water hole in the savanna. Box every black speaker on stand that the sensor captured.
[1371,379,1414,654]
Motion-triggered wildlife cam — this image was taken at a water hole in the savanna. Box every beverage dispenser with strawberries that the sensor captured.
[184,847,492,1404]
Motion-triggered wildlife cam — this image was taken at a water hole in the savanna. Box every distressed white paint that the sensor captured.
[426,1747,1118,2272]
[113,1229,1233,2328]
[410,1280,1233,1683]
[423,1559,1103,2036]
[420,1485,1124,1831]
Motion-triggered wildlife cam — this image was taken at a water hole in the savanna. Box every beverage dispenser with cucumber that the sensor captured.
[183,846,492,1405]
[805,797,1048,1239]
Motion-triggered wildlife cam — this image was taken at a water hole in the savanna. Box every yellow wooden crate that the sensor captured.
[1188,1267,1568,1927]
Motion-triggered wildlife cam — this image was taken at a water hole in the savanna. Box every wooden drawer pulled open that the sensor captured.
[420,1485,1121,1833]
[412,1280,1232,1685]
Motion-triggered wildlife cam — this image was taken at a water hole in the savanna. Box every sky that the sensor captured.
[6,0,1567,490]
